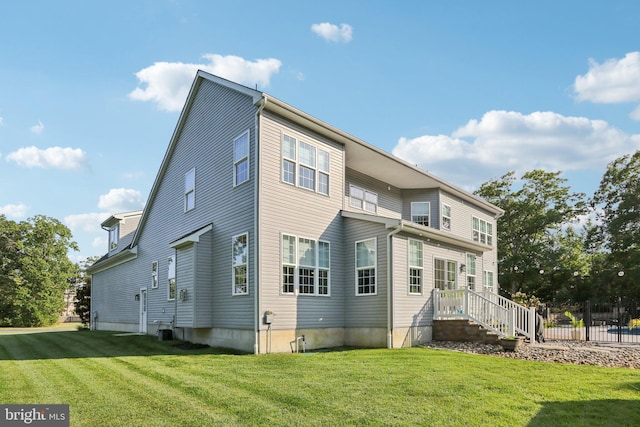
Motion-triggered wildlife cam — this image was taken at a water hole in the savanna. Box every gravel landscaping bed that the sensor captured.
[423,340,640,369]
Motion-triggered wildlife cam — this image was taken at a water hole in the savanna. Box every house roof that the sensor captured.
[101,210,143,229]
[127,70,502,249]
[341,211,493,253]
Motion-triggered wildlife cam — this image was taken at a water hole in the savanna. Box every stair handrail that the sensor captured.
[433,288,534,340]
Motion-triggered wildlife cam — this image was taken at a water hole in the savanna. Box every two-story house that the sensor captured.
[87,71,503,353]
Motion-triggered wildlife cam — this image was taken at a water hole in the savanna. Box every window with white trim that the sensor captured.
[466,253,476,290]
[484,270,494,293]
[232,233,248,295]
[151,261,158,289]
[411,202,430,226]
[356,238,376,295]
[167,255,176,300]
[350,185,378,213]
[442,204,451,231]
[434,258,456,290]
[281,134,330,195]
[473,217,493,245]
[108,224,119,250]
[281,234,330,296]
[233,130,249,186]
[185,168,195,212]
[408,239,423,294]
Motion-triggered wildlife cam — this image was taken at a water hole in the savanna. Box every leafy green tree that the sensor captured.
[475,170,586,301]
[0,215,78,327]
[591,150,640,299]
[74,256,99,327]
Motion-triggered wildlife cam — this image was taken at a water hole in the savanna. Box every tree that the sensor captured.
[591,150,640,299]
[0,215,78,327]
[474,170,586,301]
[74,256,100,327]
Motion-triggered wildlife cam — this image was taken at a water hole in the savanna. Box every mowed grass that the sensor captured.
[1,331,639,426]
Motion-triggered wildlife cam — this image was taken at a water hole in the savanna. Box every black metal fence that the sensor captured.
[542,298,640,343]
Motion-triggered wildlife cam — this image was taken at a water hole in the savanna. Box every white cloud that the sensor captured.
[574,52,640,103]
[91,236,107,249]
[311,22,353,43]
[630,105,640,121]
[392,110,640,189]
[0,117,4,126]
[129,54,282,112]
[97,188,145,213]
[6,146,88,170]
[0,203,29,219]
[64,212,111,233]
[30,120,44,134]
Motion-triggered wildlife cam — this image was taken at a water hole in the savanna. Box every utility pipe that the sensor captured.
[387,222,404,349]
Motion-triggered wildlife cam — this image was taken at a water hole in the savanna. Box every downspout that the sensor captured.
[253,96,267,354]
[387,222,404,349]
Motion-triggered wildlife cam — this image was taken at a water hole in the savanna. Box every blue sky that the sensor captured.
[1,1,640,262]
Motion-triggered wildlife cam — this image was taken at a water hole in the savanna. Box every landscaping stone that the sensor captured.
[423,340,640,369]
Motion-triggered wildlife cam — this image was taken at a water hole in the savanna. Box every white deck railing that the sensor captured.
[433,288,536,340]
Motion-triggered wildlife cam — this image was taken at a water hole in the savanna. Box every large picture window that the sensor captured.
[281,234,330,296]
[232,233,248,295]
[356,238,376,295]
[408,239,423,294]
[233,130,249,186]
[281,133,330,195]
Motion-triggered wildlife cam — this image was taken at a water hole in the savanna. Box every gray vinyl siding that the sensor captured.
[343,218,388,328]
[257,112,346,330]
[176,244,195,327]
[95,77,258,331]
[345,168,402,219]
[91,261,140,324]
[402,189,439,228]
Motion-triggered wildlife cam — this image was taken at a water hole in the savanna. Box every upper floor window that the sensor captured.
[411,202,430,226]
[185,168,195,212]
[282,133,330,195]
[233,130,250,186]
[466,253,476,290]
[108,224,119,250]
[281,234,330,296]
[473,217,493,246]
[408,239,423,294]
[441,204,451,231]
[232,233,248,295]
[350,185,378,213]
[355,238,377,295]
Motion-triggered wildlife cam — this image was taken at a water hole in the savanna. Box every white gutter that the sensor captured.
[387,223,404,349]
[253,96,267,354]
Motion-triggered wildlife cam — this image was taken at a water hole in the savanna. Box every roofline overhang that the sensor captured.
[341,211,494,253]
[86,246,138,275]
[169,224,213,248]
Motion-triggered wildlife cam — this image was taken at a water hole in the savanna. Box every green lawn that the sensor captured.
[0,330,639,426]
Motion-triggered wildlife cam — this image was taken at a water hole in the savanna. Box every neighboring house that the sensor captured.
[87,71,503,353]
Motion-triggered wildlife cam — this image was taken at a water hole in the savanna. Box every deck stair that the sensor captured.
[433,288,535,342]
